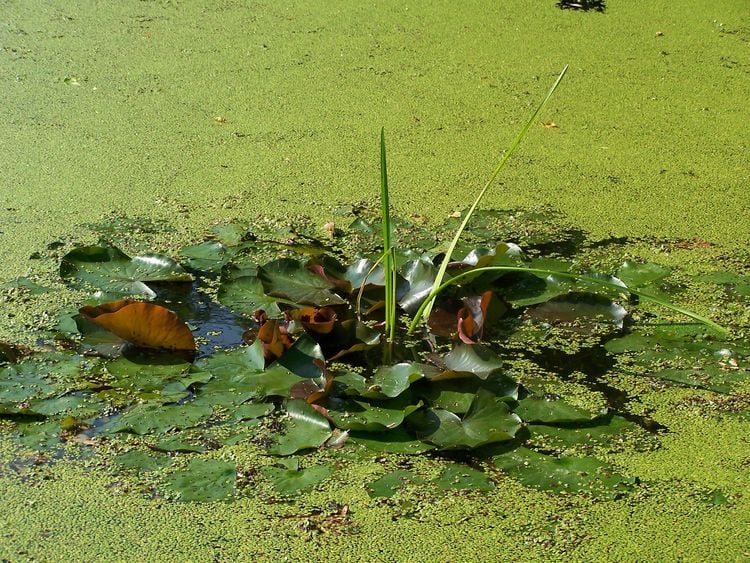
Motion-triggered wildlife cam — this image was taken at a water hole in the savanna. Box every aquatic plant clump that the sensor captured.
[0,207,746,502]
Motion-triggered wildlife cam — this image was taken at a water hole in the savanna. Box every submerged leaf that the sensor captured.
[79,300,196,351]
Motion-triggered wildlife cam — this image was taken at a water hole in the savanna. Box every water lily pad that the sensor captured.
[262,463,333,495]
[409,389,522,449]
[348,427,435,454]
[166,459,236,502]
[80,300,196,351]
[327,395,422,432]
[367,469,424,497]
[616,261,671,289]
[114,450,173,472]
[515,396,601,424]
[217,275,282,317]
[60,245,192,297]
[102,402,213,435]
[180,240,233,271]
[363,363,432,398]
[414,371,519,414]
[493,446,634,497]
[443,344,504,379]
[233,402,274,421]
[258,258,346,306]
[527,293,627,329]
[528,415,636,449]
[267,399,331,455]
[435,464,494,491]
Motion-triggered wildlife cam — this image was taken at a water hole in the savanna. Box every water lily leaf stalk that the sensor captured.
[407,265,729,337]
[419,65,569,324]
[380,128,397,342]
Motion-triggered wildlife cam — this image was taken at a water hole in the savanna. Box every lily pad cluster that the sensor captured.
[1,211,747,502]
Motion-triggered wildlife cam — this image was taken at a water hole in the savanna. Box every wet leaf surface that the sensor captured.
[61,245,192,297]
[267,399,331,455]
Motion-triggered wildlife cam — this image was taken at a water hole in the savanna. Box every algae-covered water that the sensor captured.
[1,1,749,560]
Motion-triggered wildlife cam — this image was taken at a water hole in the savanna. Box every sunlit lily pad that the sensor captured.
[267,399,332,455]
[166,459,236,502]
[258,258,346,306]
[262,462,333,495]
[435,464,494,491]
[515,395,601,424]
[348,427,435,454]
[443,344,504,379]
[409,389,522,449]
[327,395,422,432]
[102,402,213,435]
[217,275,282,317]
[180,240,233,271]
[367,469,424,497]
[493,446,635,497]
[60,245,192,297]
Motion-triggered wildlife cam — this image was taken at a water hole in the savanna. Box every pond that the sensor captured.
[1,1,748,560]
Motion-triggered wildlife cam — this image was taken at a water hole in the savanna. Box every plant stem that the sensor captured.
[407,265,729,337]
[419,65,568,323]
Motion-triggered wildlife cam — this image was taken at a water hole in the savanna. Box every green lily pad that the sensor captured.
[528,415,636,449]
[399,257,437,314]
[515,396,601,424]
[267,399,332,456]
[233,402,274,421]
[616,261,671,289]
[327,395,422,432]
[180,240,233,271]
[217,275,282,317]
[348,427,435,454]
[443,344,504,379]
[435,464,494,491]
[414,371,518,414]
[262,463,333,495]
[114,450,173,472]
[166,459,236,502]
[102,402,213,435]
[528,293,627,329]
[367,469,424,497]
[409,389,522,449]
[493,446,634,497]
[363,363,432,398]
[60,245,192,296]
[258,258,346,306]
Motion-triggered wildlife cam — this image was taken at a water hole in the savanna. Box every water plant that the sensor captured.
[0,73,743,503]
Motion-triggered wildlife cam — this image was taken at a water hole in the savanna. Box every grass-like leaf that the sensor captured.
[380,128,397,342]
[418,65,568,324]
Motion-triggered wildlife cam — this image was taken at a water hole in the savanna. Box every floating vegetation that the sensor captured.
[1,70,746,503]
[0,207,746,503]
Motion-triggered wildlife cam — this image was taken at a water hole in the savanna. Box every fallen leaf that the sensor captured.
[79,300,195,351]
